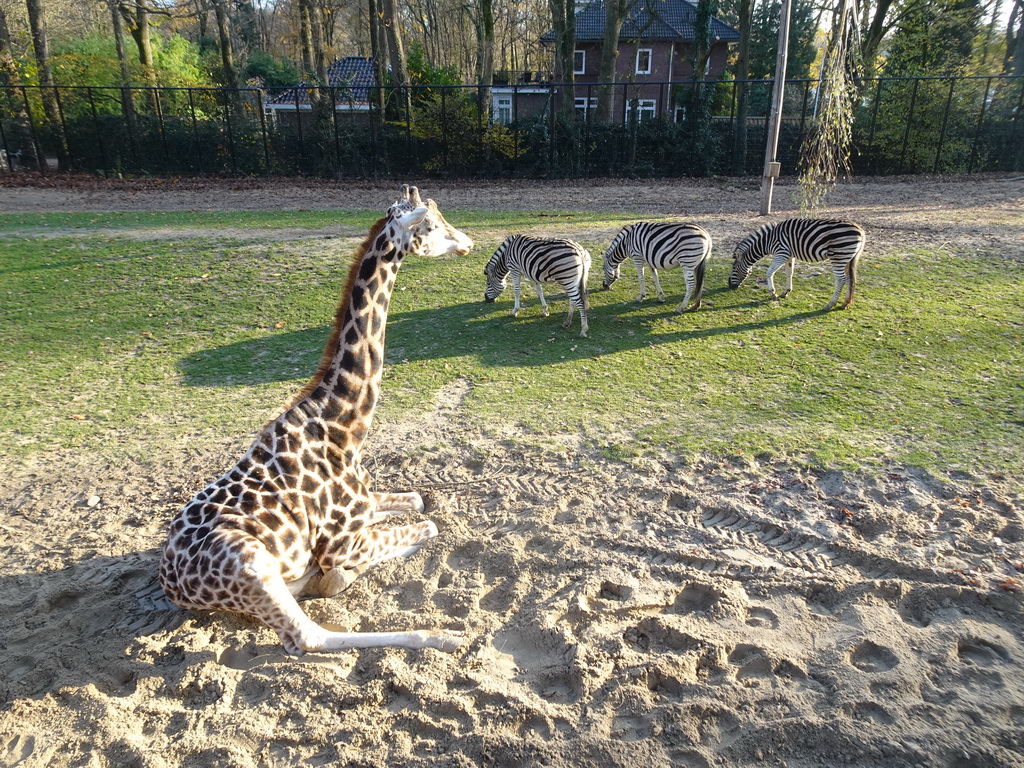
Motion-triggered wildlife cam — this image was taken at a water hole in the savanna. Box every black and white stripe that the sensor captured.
[483,235,592,337]
[600,222,713,313]
[729,218,866,310]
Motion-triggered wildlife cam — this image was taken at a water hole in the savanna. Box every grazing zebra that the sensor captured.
[483,235,592,337]
[729,218,866,310]
[601,221,713,313]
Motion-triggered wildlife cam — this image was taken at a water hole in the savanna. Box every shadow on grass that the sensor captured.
[178,284,830,387]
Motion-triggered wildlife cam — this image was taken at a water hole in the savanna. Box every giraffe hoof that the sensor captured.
[424,629,465,653]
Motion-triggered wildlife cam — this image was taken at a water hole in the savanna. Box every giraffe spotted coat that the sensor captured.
[159,186,472,655]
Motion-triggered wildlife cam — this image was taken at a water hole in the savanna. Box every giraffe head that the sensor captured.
[386,185,473,257]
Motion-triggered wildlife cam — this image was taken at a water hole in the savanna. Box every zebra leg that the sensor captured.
[840,253,860,309]
[534,282,550,317]
[635,262,647,302]
[765,253,790,299]
[565,298,589,337]
[511,273,522,317]
[650,269,666,302]
[675,269,696,314]
[824,261,846,311]
[779,258,796,298]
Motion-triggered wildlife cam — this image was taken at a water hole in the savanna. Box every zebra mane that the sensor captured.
[735,222,773,256]
[484,238,513,277]
[603,226,633,266]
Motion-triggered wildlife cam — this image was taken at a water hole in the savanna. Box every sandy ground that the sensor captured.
[1,174,1024,768]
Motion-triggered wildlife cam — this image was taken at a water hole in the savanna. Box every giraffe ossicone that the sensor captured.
[159,185,472,655]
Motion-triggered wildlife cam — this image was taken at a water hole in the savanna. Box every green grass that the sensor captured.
[1,209,1022,478]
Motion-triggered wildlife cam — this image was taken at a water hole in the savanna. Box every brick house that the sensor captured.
[264,57,378,125]
[505,0,740,123]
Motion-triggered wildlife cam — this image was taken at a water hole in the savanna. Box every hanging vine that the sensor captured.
[797,0,862,211]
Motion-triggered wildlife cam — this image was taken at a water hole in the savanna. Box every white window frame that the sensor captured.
[627,98,657,122]
[635,48,653,75]
[494,96,513,124]
[573,50,586,75]
[575,96,598,118]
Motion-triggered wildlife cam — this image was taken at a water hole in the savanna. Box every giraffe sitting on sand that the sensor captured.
[159,185,473,655]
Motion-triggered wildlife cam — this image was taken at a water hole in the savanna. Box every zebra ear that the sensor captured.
[396,206,428,229]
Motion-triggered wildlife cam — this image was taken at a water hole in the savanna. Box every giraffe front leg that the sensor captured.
[370,491,425,520]
[316,520,440,599]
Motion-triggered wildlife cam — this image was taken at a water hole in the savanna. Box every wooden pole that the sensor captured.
[759,0,792,215]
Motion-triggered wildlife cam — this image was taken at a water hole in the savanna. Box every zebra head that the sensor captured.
[729,231,759,289]
[386,185,474,257]
[483,242,510,302]
[600,228,629,289]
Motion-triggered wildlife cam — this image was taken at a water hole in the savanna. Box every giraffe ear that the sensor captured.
[396,207,428,229]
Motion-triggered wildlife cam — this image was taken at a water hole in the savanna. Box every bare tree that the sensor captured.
[731,0,753,174]
[210,0,240,87]
[109,0,137,123]
[1006,0,1024,75]
[596,0,630,121]
[24,0,68,169]
[381,0,411,116]
[475,0,496,112]
[548,0,576,115]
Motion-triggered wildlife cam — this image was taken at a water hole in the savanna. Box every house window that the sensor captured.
[575,97,598,118]
[627,98,657,122]
[635,49,652,75]
[494,96,513,124]
[573,50,586,75]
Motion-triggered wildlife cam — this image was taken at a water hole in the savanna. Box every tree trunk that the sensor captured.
[596,0,629,122]
[690,0,717,175]
[110,1,137,123]
[299,0,316,76]
[367,0,387,120]
[211,0,239,88]
[476,0,495,116]
[126,1,160,112]
[860,0,895,71]
[732,0,753,174]
[548,0,576,117]
[0,3,38,168]
[381,0,412,120]
[25,0,68,170]
[1006,0,1024,75]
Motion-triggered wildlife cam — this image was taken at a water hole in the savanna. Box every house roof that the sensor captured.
[542,0,740,43]
[265,57,378,106]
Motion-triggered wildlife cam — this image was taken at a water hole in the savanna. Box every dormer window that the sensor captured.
[635,48,652,75]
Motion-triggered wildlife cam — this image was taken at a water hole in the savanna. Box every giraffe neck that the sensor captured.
[279,218,404,458]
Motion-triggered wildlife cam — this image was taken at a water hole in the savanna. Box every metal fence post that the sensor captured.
[188,88,204,175]
[968,77,993,173]
[932,78,956,174]
[86,87,109,177]
[898,78,920,172]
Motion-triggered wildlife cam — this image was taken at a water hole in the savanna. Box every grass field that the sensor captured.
[1,209,1022,477]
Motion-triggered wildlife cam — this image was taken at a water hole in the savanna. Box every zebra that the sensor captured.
[600,221,713,313]
[483,234,592,337]
[728,218,866,311]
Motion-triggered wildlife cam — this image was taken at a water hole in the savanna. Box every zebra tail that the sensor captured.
[694,257,707,296]
[581,256,591,310]
[844,252,861,308]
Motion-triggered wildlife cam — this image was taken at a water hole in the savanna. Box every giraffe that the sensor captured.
[159,185,473,655]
